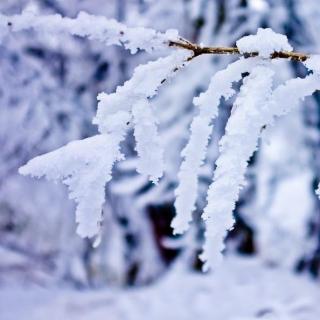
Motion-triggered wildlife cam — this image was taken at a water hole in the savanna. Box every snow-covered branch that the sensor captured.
[200,64,275,270]
[172,57,257,235]
[8,11,320,271]
[19,42,192,240]
[0,11,311,61]
[0,10,179,53]
[170,28,308,62]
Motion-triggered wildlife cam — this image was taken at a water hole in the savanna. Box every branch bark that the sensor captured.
[169,38,309,62]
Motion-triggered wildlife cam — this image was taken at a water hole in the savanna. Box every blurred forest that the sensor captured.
[0,0,320,290]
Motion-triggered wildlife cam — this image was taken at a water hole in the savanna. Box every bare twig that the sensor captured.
[169,38,309,62]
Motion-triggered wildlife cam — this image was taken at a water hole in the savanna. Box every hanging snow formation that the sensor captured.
[8,11,320,270]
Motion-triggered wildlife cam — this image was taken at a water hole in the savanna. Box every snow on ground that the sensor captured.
[0,255,319,320]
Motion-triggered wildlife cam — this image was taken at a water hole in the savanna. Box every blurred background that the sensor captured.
[0,0,320,319]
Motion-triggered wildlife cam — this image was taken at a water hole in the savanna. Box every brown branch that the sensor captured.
[169,38,309,62]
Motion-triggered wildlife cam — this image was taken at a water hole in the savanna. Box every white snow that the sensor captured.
[19,134,125,238]
[12,15,320,268]
[19,49,192,238]
[200,65,275,270]
[94,50,191,134]
[304,54,320,74]
[132,100,163,183]
[0,256,319,320]
[172,58,257,235]
[95,50,191,182]
[271,73,320,117]
[0,10,180,53]
[236,28,293,58]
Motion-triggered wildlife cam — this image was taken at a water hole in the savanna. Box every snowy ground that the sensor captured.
[0,256,319,320]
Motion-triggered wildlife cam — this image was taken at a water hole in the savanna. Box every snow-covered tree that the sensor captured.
[2,0,320,286]
[1,8,317,271]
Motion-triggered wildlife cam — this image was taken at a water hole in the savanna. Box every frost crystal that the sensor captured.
[236,28,293,58]
[19,49,191,237]
[0,11,180,53]
[19,134,124,238]
[9,12,320,270]
[200,65,275,270]
[95,50,191,182]
[94,50,191,134]
[271,73,320,117]
[172,58,257,234]
[132,100,163,183]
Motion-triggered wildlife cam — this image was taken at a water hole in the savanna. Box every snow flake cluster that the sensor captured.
[236,28,293,58]
[171,30,320,270]
[94,50,192,183]
[19,134,124,239]
[10,12,320,270]
[172,58,257,235]
[20,48,192,237]
[0,10,179,53]
[201,65,275,270]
